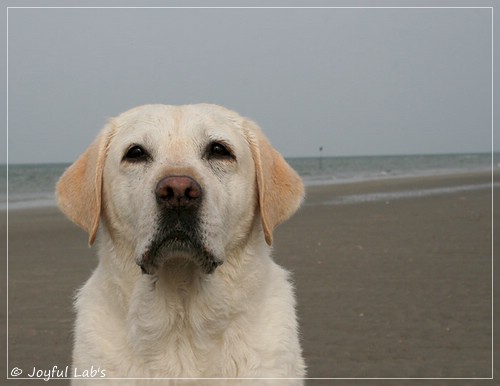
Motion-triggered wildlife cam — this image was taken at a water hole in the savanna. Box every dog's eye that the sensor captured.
[123,145,149,162]
[208,142,234,160]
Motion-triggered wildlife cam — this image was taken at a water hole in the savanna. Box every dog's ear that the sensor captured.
[56,122,116,246]
[244,120,304,246]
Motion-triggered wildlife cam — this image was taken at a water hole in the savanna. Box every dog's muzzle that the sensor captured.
[138,176,223,275]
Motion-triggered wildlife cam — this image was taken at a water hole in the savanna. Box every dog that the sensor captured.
[56,104,305,385]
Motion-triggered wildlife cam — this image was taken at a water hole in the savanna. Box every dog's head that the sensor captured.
[56,104,304,274]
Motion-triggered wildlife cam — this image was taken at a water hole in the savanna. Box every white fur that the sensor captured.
[58,104,305,385]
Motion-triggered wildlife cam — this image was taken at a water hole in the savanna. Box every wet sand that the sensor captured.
[1,171,498,385]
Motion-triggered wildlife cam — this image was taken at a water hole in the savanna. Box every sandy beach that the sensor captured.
[1,171,497,385]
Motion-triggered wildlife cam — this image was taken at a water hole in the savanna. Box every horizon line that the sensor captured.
[1,150,499,166]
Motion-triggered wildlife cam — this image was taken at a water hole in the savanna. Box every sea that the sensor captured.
[1,153,498,211]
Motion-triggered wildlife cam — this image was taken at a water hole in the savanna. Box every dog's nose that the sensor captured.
[155,176,202,209]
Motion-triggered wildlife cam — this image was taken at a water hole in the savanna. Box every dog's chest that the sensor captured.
[124,275,258,377]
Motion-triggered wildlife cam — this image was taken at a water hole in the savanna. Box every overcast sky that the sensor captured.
[3,2,497,164]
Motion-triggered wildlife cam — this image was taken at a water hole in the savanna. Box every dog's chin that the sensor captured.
[139,237,223,276]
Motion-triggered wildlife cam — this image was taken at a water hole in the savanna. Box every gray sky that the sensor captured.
[3,2,497,164]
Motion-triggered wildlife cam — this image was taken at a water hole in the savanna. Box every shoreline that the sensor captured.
[302,166,496,186]
[304,169,496,203]
[3,169,498,213]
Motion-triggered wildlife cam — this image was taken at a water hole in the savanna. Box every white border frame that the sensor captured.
[5,5,495,381]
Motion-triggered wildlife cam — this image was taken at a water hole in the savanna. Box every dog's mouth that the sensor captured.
[138,228,222,275]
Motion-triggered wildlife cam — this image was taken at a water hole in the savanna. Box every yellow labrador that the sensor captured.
[57,104,305,385]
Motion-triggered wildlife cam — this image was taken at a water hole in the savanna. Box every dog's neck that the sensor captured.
[93,228,272,364]
[95,225,271,312]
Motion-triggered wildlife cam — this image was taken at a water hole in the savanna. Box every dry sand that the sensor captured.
[1,172,498,385]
